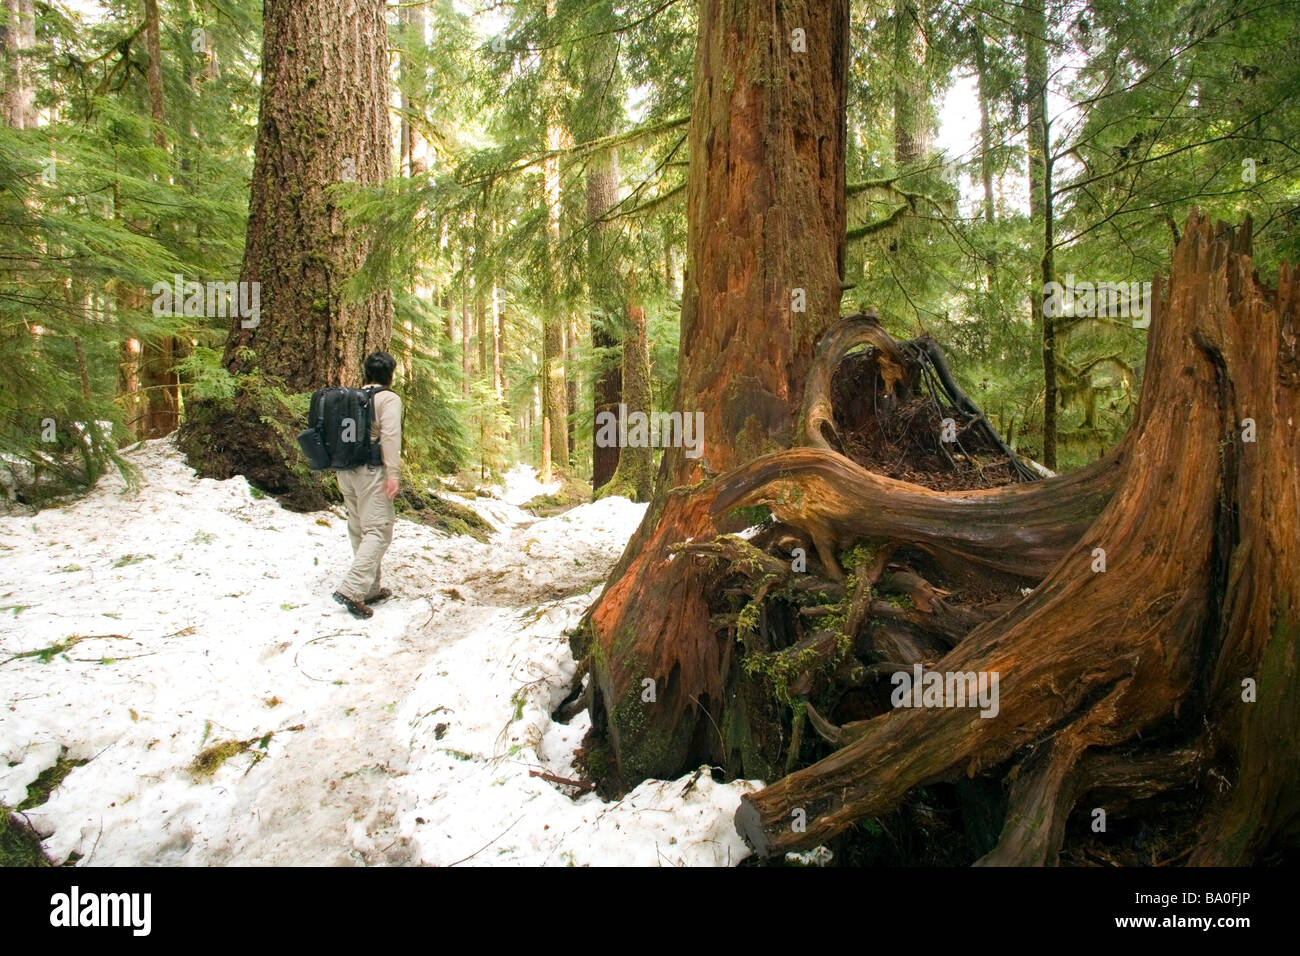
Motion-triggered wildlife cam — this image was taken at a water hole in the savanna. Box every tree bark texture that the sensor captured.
[221,0,393,389]
[577,0,851,786]
[733,214,1299,866]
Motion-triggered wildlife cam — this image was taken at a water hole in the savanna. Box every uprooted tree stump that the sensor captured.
[574,212,1298,865]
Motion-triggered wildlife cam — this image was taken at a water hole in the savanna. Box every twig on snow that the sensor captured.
[446,816,524,867]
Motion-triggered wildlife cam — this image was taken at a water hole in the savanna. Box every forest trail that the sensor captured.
[0,439,756,866]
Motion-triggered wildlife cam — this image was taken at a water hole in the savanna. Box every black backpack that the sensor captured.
[296,385,388,471]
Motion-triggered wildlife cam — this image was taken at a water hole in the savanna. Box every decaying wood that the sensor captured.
[710,445,1120,580]
[801,312,1040,482]
[579,281,1116,791]
[802,312,914,452]
[732,214,1299,864]
[574,213,1297,867]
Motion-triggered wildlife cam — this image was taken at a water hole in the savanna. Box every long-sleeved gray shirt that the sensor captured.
[371,389,402,482]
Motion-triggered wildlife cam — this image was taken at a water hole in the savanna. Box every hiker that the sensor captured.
[331,351,402,620]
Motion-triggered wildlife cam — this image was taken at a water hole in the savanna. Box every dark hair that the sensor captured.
[363,351,397,387]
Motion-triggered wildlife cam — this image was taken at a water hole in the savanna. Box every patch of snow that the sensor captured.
[496,463,561,507]
[785,845,833,867]
[0,437,757,866]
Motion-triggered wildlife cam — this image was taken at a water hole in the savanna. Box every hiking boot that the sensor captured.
[333,591,373,619]
[364,588,394,606]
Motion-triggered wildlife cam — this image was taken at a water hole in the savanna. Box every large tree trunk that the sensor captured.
[731,214,1299,866]
[179,0,393,507]
[575,0,851,788]
[221,0,392,386]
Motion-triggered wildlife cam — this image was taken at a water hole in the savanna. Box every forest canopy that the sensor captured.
[3,0,1295,504]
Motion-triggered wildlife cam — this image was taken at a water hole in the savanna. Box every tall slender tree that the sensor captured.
[582,9,624,490]
[0,0,35,129]
[1024,0,1057,468]
[138,0,180,439]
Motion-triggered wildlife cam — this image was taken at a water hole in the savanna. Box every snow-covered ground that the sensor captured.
[0,441,758,866]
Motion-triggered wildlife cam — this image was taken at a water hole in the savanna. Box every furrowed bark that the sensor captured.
[735,213,1300,863]
[579,0,851,786]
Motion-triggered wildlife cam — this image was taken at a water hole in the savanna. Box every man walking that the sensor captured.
[333,352,402,620]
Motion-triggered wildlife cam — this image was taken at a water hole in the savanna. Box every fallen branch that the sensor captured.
[528,770,596,794]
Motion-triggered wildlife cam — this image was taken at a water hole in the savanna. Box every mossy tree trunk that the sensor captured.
[222,0,392,386]
[179,0,393,506]
[577,0,851,788]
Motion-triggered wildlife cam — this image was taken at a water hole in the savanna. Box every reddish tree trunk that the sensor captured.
[732,215,1300,866]
[577,0,851,786]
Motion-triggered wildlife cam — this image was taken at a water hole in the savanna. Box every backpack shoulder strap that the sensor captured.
[363,386,389,453]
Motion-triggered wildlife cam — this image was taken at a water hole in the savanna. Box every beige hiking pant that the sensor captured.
[337,465,394,604]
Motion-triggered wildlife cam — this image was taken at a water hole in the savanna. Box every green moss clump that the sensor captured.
[568,617,595,661]
[189,739,254,780]
[526,473,593,515]
[578,743,610,779]
[839,542,882,574]
[743,643,824,705]
[0,810,51,867]
[393,485,493,542]
[177,371,335,512]
[723,505,772,528]
[17,749,88,811]
[594,473,637,501]
[608,672,692,782]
